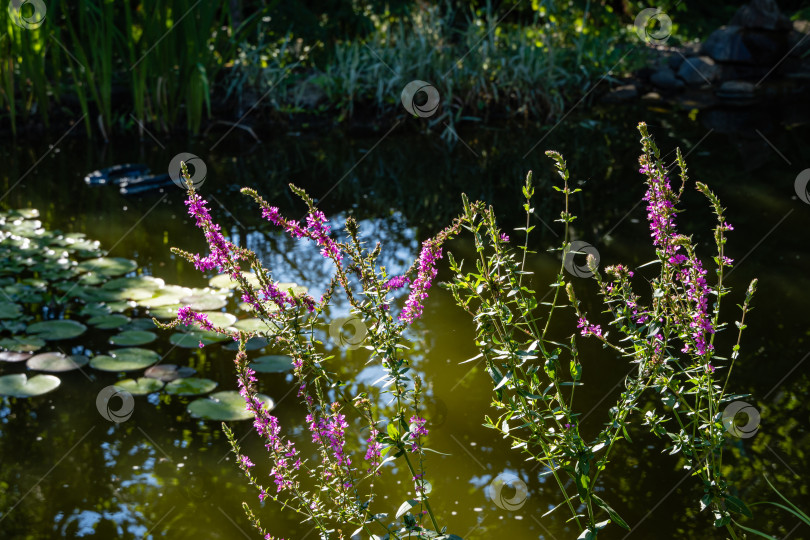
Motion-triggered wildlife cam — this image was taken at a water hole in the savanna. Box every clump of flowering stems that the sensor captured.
[444,123,758,537]
[162,162,464,539]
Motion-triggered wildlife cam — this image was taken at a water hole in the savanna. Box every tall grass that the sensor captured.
[0,0,250,137]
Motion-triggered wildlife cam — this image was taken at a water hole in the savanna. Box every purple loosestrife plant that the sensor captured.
[445,123,758,538]
[160,162,464,540]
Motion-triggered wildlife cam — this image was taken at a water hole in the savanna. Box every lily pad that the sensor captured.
[102,275,165,291]
[90,348,160,372]
[88,314,131,330]
[249,355,294,373]
[123,318,158,331]
[187,390,273,421]
[208,272,261,290]
[197,311,237,328]
[165,377,218,396]
[109,330,157,346]
[27,352,89,372]
[144,364,196,382]
[77,257,137,276]
[0,373,61,398]
[0,336,46,352]
[169,331,229,348]
[27,320,87,341]
[114,377,164,395]
[0,301,22,319]
[232,318,278,333]
[223,336,268,351]
[180,293,228,311]
[0,351,33,362]
[148,305,183,319]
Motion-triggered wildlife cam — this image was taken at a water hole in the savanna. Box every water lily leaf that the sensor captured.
[0,373,61,397]
[123,318,158,331]
[77,257,137,276]
[27,320,87,340]
[87,314,131,329]
[250,355,294,373]
[114,377,164,395]
[208,272,261,290]
[79,303,111,318]
[165,377,218,396]
[77,272,107,286]
[144,364,196,382]
[180,293,227,311]
[223,336,268,351]
[8,208,39,219]
[0,351,33,362]
[198,311,237,328]
[169,331,229,348]
[102,276,165,291]
[187,390,273,421]
[107,301,133,313]
[0,302,22,319]
[90,348,160,372]
[232,318,278,333]
[27,352,89,372]
[109,330,157,346]
[0,336,46,352]
[148,305,183,319]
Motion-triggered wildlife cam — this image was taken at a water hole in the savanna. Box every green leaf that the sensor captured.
[0,373,61,397]
[187,390,273,421]
[396,499,419,519]
[592,494,630,530]
[724,495,752,518]
[165,377,218,396]
[114,377,165,395]
[27,352,89,372]
[27,320,87,340]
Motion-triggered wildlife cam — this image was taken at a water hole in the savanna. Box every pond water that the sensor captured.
[1,100,809,539]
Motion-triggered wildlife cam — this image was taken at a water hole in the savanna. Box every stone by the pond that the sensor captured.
[27,319,87,341]
[650,67,685,91]
[0,351,33,362]
[677,56,719,86]
[165,377,218,396]
[27,352,89,372]
[600,85,638,104]
[187,390,273,421]
[144,364,197,382]
[730,0,791,31]
[716,80,758,105]
[0,373,61,397]
[114,377,165,395]
[701,26,753,63]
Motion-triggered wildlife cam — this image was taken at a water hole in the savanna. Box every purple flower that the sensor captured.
[364,428,383,476]
[577,317,603,338]
[407,415,429,452]
[400,241,443,324]
[385,275,411,290]
[239,455,255,470]
[499,233,510,242]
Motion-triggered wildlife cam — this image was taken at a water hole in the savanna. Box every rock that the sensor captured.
[702,26,753,63]
[788,21,810,58]
[651,67,685,90]
[292,76,327,108]
[716,80,759,105]
[730,0,791,31]
[677,56,719,86]
[641,91,662,101]
[600,84,638,103]
[667,54,685,71]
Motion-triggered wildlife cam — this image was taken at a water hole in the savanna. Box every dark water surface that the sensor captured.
[1,101,809,539]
